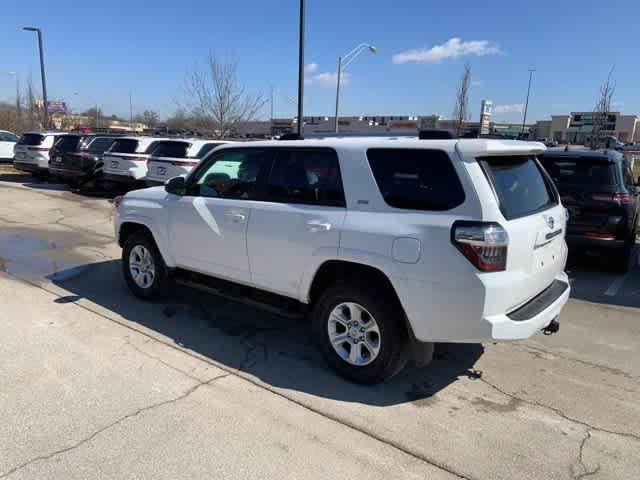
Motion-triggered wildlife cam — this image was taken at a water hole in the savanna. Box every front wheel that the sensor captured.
[122,231,171,299]
[312,283,409,384]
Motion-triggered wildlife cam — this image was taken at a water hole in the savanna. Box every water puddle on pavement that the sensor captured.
[0,227,96,281]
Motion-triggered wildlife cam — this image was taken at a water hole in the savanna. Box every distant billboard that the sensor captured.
[47,101,67,113]
[480,99,492,135]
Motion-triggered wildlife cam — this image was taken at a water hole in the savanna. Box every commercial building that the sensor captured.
[534,112,640,144]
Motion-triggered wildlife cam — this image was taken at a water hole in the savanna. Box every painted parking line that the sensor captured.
[604,273,629,296]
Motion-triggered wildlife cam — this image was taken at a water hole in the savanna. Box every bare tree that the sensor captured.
[166,108,195,132]
[590,67,616,149]
[26,75,41,130]
[134,109,160,128]
[15,79,23,132]
[452,62,472,136]
[182,53,267,137]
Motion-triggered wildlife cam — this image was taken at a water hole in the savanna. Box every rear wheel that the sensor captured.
[122,231,172,299]
[312,282,409,384]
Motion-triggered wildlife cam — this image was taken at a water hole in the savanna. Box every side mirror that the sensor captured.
[165,176,186,196]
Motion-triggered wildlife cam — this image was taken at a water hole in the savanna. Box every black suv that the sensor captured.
[49,133,124,186]
[539,149,639,271]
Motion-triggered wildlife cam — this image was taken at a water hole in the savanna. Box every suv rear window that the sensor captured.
[151,141,189,158]
[109,139,139,154]
[18,134,45,146]
[367,148,465,211]
[54,135,81,152]
[539,156,617,186]
[86,137,117,153]
[196,142,224,158]
[478,155,557,220]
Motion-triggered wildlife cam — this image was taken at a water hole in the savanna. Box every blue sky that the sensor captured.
[1,0,639,122]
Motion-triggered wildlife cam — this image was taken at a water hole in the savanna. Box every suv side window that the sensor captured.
[367,148,465,211]
[621,161,634,189]
[188,149,271,200]
[267,148,345,207]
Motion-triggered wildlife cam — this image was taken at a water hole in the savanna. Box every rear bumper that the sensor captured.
[13,161,47,173]
[104,173,139,184]
[567,234,627,251]
[486,274,570,340]
[48,166,90,179]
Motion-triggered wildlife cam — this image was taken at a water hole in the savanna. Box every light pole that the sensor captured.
[334,43,377,133]
[296,0,306,138]
[521,68,535,136]
[22,26,48,129]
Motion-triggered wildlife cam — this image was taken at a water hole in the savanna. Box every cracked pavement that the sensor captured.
[1,168,639,479]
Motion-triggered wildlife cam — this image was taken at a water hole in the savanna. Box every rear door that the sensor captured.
[246,148,347,298]
[477,154,565,299]
[14,133,45,163]
[51,135,82,166]
[539,155,624,238]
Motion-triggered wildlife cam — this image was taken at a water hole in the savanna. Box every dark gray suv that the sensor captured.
[539,149,639,271]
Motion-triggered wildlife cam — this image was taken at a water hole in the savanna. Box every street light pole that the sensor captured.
[521,68,535,136]
[23,27,48,129]
[333,43,376,133]
[296,0,305,138]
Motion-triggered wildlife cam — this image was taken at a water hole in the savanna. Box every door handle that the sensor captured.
[306,221,332,232]
[225,212,247,223]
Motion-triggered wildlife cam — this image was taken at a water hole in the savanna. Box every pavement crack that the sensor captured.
[123,338,203,382]
[0,373,229,479]
[477,376,640,442]
[572,430,601,480]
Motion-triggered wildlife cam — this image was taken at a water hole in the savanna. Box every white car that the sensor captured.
[145,139,232,186]
[13,131,69,177]
[0,130,19,160]
[113,137,570,384]
[103,136,169,185]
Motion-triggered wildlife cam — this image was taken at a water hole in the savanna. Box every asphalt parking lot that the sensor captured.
[0,165,639,480]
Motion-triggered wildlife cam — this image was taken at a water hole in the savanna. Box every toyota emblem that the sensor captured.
[545,216,555,230]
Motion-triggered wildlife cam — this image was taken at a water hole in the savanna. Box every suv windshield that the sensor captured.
[478,155,557,220]
[54,135,82,152]
[539,156,617,186]
[367,148,465,211]
[196,142,224,158]
[109,139,139,154]
[18,133,45,146]
[151,141,189,158]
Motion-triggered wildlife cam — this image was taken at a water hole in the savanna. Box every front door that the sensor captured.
[168,148,273,284]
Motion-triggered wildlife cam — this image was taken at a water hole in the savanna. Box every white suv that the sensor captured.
[145,139,232,186]
[13,131,68,177]
[103,136,168,185]
[113,137,570,384]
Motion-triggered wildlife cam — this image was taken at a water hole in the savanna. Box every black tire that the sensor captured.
[122,231,172,300]
[312,282,410,384]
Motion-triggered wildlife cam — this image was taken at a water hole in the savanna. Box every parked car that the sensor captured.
[48,133,124,186]
[13,131,69,178]
[145,139,232,186]
[102,136,168,186]
[539,149,639,271]
[113,137,569,384]
[0,130,19,161]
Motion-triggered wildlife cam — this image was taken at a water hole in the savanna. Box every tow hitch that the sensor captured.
[542,318,560,335]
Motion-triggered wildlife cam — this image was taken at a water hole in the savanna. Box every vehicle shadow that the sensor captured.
[566,249,640,309]
[50,259,485,406]
[0,172,125,198]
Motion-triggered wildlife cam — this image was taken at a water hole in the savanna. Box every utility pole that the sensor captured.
[296,0,305,138]
[521,68,535,136]
[334,56,342,133]
[22,27,48,128]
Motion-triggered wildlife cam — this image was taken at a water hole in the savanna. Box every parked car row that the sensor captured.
[11,130,231,187]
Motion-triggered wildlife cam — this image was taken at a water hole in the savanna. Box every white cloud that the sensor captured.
[306,71,352,88]
[611,100,624,108]
[493,103,524,114]
[304,63,319,74]
[392,38,502,64]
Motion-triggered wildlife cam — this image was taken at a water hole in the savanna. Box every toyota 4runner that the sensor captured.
[114,137,570,384]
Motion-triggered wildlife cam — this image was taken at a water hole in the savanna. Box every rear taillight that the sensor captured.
[132,156,148,162]
[27,146,49,152]
[589,192,631,205]
[452,221,509,272]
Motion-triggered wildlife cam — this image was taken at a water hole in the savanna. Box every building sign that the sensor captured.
[480,99,492,135]
[47,101,67,113]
